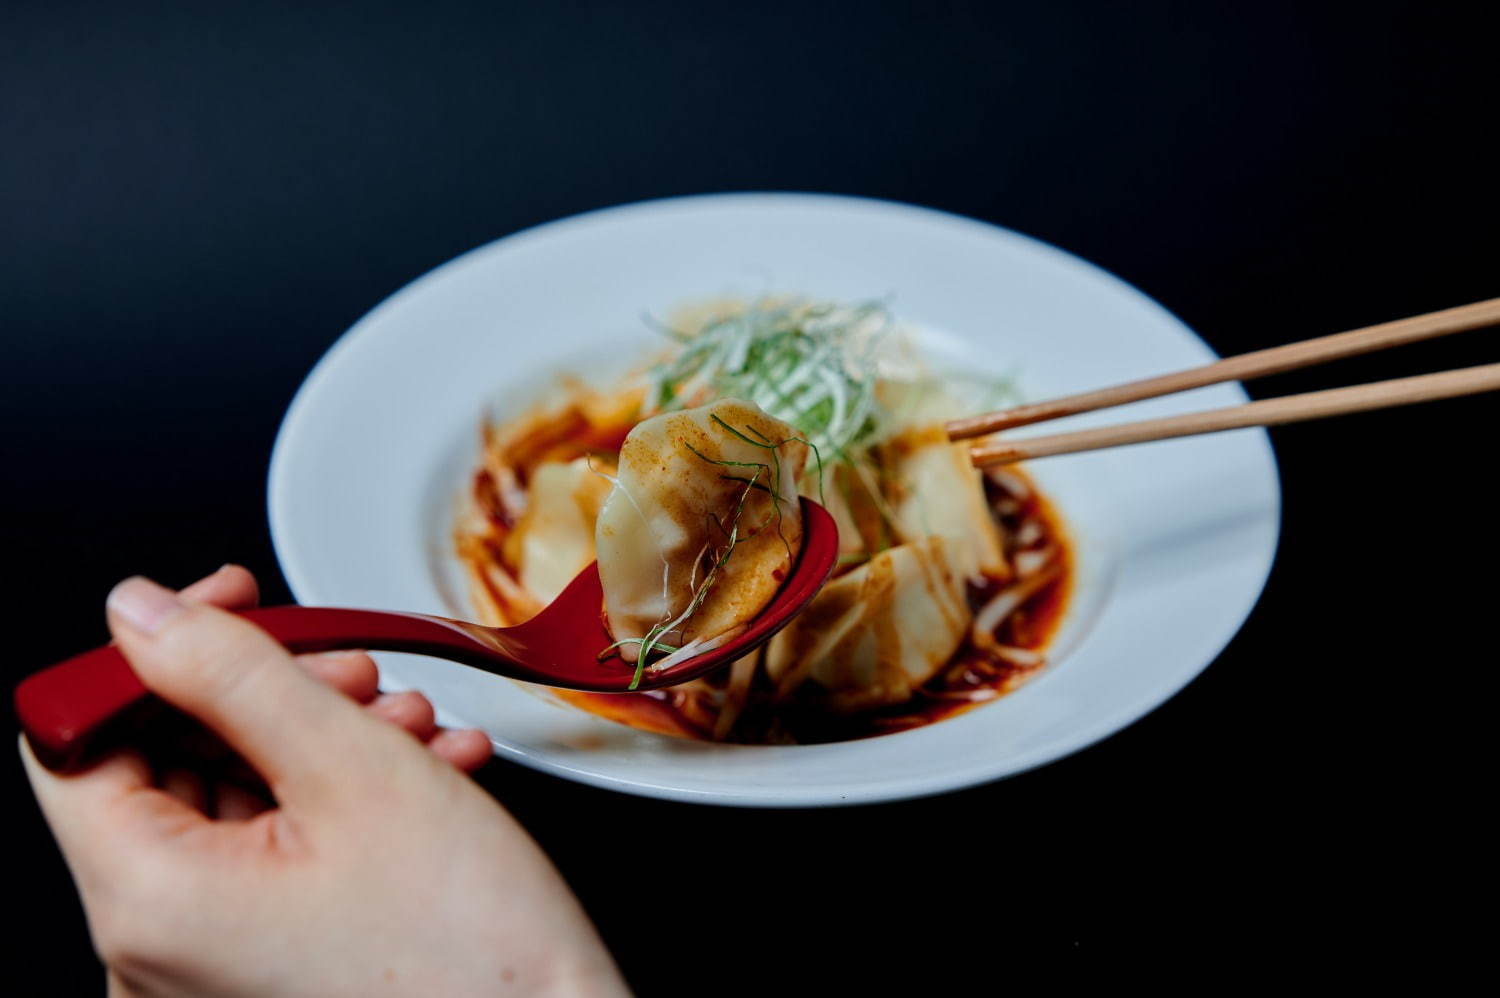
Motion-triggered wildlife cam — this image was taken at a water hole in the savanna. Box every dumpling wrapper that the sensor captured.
[595,398,810,662]
[503,458,613,605]
[814,462,887,563]
[765,537,972,711]
[882,425,1009,582]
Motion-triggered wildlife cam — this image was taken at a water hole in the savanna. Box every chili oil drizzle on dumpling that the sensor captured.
[594,398,811,671]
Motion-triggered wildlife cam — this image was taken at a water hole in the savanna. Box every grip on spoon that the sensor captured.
[13,605,491,770]
[15,645,155,771]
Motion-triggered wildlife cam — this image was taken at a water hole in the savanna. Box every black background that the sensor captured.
[4,1,1494,989]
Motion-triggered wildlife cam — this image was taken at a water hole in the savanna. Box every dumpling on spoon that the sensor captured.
[595,398,811,667]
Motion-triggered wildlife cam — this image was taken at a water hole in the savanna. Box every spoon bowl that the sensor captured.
[17,498,838,769]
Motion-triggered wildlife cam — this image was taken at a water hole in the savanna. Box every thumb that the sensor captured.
[106,576,370,807]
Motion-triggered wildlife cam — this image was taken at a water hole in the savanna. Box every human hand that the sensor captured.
[119,565,495,798]
[21,572,627,997]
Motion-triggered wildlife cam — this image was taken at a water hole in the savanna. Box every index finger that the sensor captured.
[107,578,372,809]
[179,565,260,610]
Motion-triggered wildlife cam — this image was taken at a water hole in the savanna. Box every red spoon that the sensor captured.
[17,498,838,770]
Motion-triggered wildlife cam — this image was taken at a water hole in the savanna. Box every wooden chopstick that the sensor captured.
[946,297,1500,441]
[968,362,1500,467]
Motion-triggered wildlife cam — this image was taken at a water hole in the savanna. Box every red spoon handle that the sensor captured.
[16,643,151,769]
[14,606,513,770]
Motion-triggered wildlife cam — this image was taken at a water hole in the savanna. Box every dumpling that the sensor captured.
[595,398,810,662]
[502,458,614,604]
[765,537,972,711]
[881,425,1009,581]
[813,461,887,563]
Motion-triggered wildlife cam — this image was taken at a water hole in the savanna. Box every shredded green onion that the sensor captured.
[646,300,890,464]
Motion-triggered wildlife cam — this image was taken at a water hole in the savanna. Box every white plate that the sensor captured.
[268,193,1279,806]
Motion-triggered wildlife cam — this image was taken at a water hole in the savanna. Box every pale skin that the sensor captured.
[20,566,629,997]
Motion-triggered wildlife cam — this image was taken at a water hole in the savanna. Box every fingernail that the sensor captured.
[107,576,186,635]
